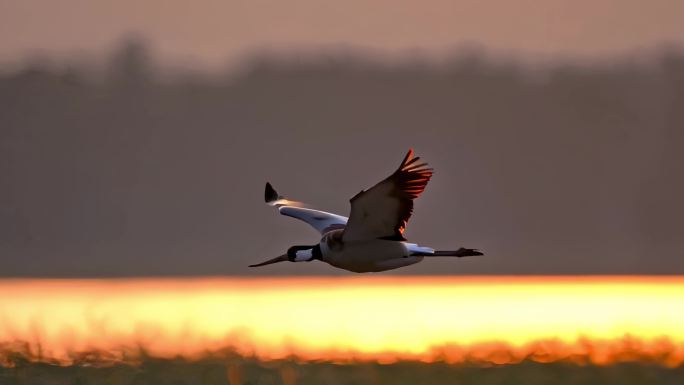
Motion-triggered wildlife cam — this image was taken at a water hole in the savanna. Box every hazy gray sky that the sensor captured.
[2,1,684,277]
[2,0,684,68]
[2,49,684,276]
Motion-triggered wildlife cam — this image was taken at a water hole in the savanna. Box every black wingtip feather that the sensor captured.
[265,182,280,203]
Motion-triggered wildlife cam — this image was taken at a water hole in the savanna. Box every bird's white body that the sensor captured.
[319,229,424,273]
[250,150,482,272]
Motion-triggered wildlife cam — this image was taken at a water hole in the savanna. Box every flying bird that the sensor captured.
[250,149,482,272]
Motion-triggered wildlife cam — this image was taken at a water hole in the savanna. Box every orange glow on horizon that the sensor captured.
[1,276,683,366]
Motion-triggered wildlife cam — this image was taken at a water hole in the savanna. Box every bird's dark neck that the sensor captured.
[311,244,323,261]
[289,244,323,262]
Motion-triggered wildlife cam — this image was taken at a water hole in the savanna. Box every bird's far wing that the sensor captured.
[265,182,348,235]
[342,149,433,242]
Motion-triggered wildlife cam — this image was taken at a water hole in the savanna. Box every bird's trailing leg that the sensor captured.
[412,248,483,257]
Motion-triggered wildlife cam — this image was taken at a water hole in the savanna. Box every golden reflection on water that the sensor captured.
[1,276,683,366]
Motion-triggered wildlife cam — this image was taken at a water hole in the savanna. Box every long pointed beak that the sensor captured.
[249,254,289,267]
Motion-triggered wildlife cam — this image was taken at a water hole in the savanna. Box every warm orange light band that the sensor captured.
[1,277,683,366]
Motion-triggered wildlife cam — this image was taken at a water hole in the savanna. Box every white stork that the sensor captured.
[250,149,482,273]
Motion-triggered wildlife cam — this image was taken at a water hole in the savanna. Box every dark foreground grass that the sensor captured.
[2,357,684,385]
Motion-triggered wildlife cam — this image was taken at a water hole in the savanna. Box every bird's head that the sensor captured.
[249,245,321,267]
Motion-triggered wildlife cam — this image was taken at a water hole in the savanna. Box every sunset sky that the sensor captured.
[2,0,684,69]
[2,4,684,382]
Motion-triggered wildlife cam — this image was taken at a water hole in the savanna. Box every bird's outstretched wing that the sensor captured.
[265,182,348,235]
[342,149,433,242]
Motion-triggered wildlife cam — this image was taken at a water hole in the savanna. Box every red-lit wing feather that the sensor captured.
[342,149,433,242]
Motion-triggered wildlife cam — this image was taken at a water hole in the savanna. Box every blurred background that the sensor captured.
[1,0,684,276]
